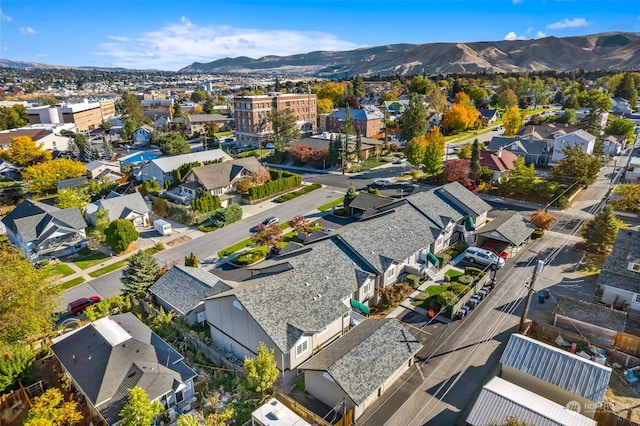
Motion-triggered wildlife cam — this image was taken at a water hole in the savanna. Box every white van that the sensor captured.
[464,247,505,269]
[153,219,172,236]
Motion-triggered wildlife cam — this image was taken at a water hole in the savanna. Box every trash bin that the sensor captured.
[543,289,550,299]
[538,293,545,304]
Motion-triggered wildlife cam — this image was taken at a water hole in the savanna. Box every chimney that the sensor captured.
[497,147,503,158]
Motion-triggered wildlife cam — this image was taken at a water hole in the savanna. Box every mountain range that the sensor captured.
[180,32,640,77]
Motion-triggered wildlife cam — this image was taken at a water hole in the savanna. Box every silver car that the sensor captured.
[464,247,505,269]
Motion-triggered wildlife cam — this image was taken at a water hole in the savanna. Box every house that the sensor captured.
[553,295,626,347]
[575,108,608,128]
[0,128,71,153]
[27,99,115,132]
[474,211,536,256]
[383,100,408,118]
[611,97,633,115]
[466,376,596,426]
[428,112,442,128]
[0,159,19,180]
[57,176,88,192]
[479,148,518,182]
[138,149,232,187]
[186,113,234,134]
[598,229,640,311]
[551,129,596,163]
[325,106,385,138]
[435,181,491,231]
[602,134,625,156]
[85,160,122,179]
[500,333,611,418]
[478,108,499,125]
[1,199,87,262]
[175,156,263,204]
[625,157,640,183]
[149,265,233,326]
[50,313,197,426]
[84,191,150,228]
[152,116,171,131]
[132,125,153,144]
[299,319,422,421]
[291,132,384,161]
[487,136,552,166]
[347,192,397,218]
[204,237,378,385]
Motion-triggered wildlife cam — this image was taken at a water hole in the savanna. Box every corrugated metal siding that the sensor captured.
[500,334,611,402]
[466,377,597,426]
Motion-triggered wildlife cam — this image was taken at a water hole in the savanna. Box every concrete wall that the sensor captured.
[601,286,633,310]
[554,315,617,347]
[304,370,351,413]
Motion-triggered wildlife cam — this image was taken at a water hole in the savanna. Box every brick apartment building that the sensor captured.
[325,106,385,138]
[233,91,317,146]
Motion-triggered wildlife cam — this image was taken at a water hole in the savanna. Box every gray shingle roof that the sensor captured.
[150,149,232,172]
[2,199,86,243]
[51,313,196,426]
[210,238,366,352]
[348,192,396,212]
[466,377,597,426]
[436,181,491,216]
[338,202,436,274]
[500,334,611,403]
[598,229,640,293]
[149,265,232,315]
[186,156,262,190]
[89,192,150,222]
[475,211,535,245]
[406,189,464,229]
[57,177,88,191]
[299,319,421,406]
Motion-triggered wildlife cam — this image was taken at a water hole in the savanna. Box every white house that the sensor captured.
[133,125,153,144]
[138,149,232,187]
[551,129,596,163]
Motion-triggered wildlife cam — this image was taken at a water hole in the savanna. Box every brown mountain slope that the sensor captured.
[181,32,640,76]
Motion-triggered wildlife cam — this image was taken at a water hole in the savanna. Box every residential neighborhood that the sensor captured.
[3,45,640,426]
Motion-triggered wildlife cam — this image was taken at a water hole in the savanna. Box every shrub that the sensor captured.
[378,283,413,309]
[368,187,381,196]
[413,291,429,301]
[152,197,168,216]
[457,274,475,285]
[105,219,139,253]
[274,183,322,203]
[405,274,421,289]
[448,283,471,295]
[531,228,545,239]
[444,269,464,283]
[436,252,452,267]
[436,290,459,308]
[140,179,161,196]
[191,190,221,213]
[465,266,485,277]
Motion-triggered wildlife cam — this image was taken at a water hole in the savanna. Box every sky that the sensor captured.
[1,0,639,71]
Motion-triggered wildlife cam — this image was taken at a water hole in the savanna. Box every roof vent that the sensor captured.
[325,276,329,279]
[317,294,322,298]
[305,282,310,286]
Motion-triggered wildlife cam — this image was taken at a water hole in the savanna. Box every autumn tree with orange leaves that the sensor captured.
[529,209,557,230]
[442,92,479,135]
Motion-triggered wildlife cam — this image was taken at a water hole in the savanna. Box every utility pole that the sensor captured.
[519,257,544,333]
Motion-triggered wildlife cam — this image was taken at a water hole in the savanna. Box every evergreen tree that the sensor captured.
[344,185,358,208]
[121,250,159,298]
[203,96,215,114]
[353,75,365,98]
[185,253,199,267]
[102,140,114,160]
[401,92,428,143]
[615,72,638,110]
[470,139,482,183]
[581,205,624,253]
[343,105,355,136]
[274,77,282,92]
[66,138,80,160]
[80,140,99,162]
[552,143,601,186]
[328,135,341,166]
[355,129,363,161]
[105,219,139,253]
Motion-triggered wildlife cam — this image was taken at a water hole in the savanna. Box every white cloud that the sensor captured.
[0,8,11,22]
[94,17,359,70]
[537,31,548,38]
[20,27,37,35]
[504,32,525,41]
[547,17,588,29]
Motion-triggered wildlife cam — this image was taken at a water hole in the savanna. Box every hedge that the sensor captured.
[405,274,421,289]
[245,170,302,201]
[435,252,452,267]
[274,183,322,203]
[465,266,486,277]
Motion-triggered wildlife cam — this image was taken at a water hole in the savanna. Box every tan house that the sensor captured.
[598,229,640,311]
[299,319,422,421]
[27,100,114,132]
[500,334,611,419]
[234,91,317,146]
[186,113,233,134]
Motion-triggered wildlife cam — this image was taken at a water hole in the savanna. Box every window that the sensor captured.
[232,300,243,311]
[636,294,640,303]
[317,326,327,336]
[295,339,308,357]
[629,263,640,273]
[386,266,395,279]
[362,282,371,296]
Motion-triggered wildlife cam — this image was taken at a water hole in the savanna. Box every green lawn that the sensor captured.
[73,252,109,270]
[356,157,387,171]
[576,253,606,276]
[57,277,85,290]
[411,285,448,309]
[218,238,254,258]
[89,260,128,278]
[318,196,344,212]
[214,131,233,138]
[231,246,269,266]
[41,263,75,280]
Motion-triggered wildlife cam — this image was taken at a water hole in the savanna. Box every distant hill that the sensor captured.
[180,32,640,77]
[0,59,133,72]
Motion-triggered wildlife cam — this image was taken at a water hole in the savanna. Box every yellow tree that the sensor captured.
[315,82,347,106]
[0,136,52,167]
[317,98,333,114]
[24,388,83,426]
[442,103,479,134]
[21,159,87,195]
[502,106,523,137]
[421,126,446,177]
[244,342,279,393]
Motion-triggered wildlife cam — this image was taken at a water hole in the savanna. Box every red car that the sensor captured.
[67,295,101,315]
[480,243,509,260]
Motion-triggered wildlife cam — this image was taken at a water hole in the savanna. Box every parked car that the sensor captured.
[464,247,505,269]
[392,158,406,165]
[372,179,391,187]
[67,295,101,315]
[261,216,279,227]
[265,143,275,149]
[480,243,510,260]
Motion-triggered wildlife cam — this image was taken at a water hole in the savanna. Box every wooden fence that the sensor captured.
[274,392,354,426]
[614,333,640,356]
[594,409,640,426]
[449,273,492,320]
